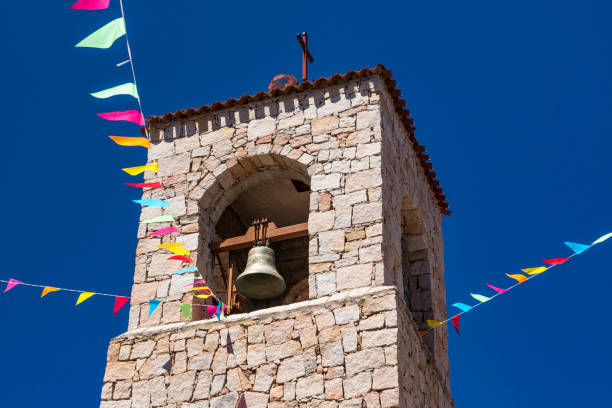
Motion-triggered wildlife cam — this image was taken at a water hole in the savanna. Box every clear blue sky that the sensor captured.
[0,0,610,406]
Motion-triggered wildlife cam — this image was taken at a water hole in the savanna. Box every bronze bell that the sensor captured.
[235,245,286,300]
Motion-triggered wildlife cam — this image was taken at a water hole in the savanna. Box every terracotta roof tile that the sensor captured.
[147,65,450,215]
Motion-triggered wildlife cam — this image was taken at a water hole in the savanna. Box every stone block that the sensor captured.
[336,264,372,290]
[253,362,277,392]
[372,366,398,390]
[248,118,276,140]
[345,348,385,376]
[312,173,341,191]
[333,305,360,324]
[158,153,191,177]
[321,341,344,367]
[296,374,324,400]
[309,211,335,233]
[352,202,383,225]
[210,392,238,408]
[316,272,336,296]
[167,371,195,403]
[345,169,382,193]
[312,116,339,135]
[104,361,136,382]
[343,371,372,399]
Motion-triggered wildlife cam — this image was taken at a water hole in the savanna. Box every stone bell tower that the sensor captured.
[100,65,455,408]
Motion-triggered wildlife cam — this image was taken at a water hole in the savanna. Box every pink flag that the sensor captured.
[97,110,145,126]
[486,283,509,293]
[207,305,217,318]
[542,257,570,265]
[183,280,206,288]
[70,0,110,10]
[3,279,24,293]
[147,227,179,237]
[113,296,130,316]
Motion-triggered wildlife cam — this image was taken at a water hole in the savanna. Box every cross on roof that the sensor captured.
[296,32,314,81]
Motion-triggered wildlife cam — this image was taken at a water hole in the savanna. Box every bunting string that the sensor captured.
[0,278,226,320]
[424,233,612,335]
[118,0,148,138]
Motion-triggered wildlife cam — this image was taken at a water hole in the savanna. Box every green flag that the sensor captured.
[76,17,126,49]
[180,303,191,319]
[91,83,138,99]
[470,293,491,303]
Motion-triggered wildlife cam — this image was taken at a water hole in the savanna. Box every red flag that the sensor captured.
[125,182,162,188]
[167,255,193,263]
[452,315,461,335]
[113,296,130,316]
[542,257,569,265]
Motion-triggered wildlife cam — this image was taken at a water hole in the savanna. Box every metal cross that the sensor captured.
[296,32,314,81]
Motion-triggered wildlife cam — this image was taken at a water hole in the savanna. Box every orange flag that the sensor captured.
[41,287,61,298]
[506,273,528,283]
[109,136,150,148]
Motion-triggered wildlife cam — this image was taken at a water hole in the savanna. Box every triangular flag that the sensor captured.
[207,305,217,319]
[147,227,179,237]
[76,292,96,305]
[180,303,191,319]
[75,17,125,49]
[592,232,612,245]
[542,257,569,265]
[451,302,473,312]
[109,136,150,149]
[183,280,206,288]
[141,215,174,224]
[173,267,198,275]
[125,182,162,188]
[521,267,548,275]
[70,0,110,10]
[3,279,23,293]
[419,330,428,336]
[91,83,139,99]
[98,110,145,126]
[167,255,193,263]
[133,199,168,208]
[113,296,130,316]
[41,287,61,298]
[215,303,224,321]
[165,247,190,256]
[148,300,161,316]
[191,287,211,293]
[470,293,491,303]
[486,283,509,293]
[427,319,444,328]
[193,293,213,299]
[506,273,528,283]
[451,315,460,335]
[564,242,591,255]
[236,394,247,408]
[156,243,185,248]
[123,162,158,176]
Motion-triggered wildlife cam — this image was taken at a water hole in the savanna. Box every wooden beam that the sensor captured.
[210,222,309,253]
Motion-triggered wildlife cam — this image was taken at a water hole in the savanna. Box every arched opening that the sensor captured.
[400,196,436,353]
[194,154,311,318]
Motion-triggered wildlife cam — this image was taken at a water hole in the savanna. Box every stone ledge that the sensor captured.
[117,285,397,341]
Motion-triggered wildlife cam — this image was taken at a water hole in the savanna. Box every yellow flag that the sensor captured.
[427,319,444,328]
[109,136,150,149]
[122,162,158,176]
[76,292,96,305]
[521,267,548,275]
[506,273,528,283]
[165,247,190,256]
[156,243,185,249]
[193,293,213,299]
[41,287,61,298]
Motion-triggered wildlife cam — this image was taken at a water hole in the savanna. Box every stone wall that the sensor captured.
[378,88,450,382]
[131,76,393,331]
[101,286,454,408]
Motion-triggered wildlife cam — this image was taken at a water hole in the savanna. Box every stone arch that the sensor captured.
[400,195,436,353]
[190,153,311,319]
